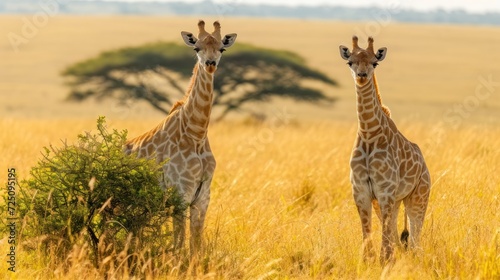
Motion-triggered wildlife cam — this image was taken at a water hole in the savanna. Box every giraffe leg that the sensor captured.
[378,195,397,265]
[400,212,409,249]
[173,210,186,253]
[374,198,404,250]
[404,177,430,250]
[165,175,187,254]
[353,189,376,262]
[389,200,402,248]
[189,180,211,258]
[372,199,382,222]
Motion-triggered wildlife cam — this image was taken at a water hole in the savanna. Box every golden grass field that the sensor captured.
[1,119,499,279]
[0,15,500,279]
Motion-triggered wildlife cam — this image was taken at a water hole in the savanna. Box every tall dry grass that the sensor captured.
[0,118,499,279]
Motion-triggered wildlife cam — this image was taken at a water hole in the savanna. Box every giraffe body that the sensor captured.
[339,36,431,264]
[124,20,236,256]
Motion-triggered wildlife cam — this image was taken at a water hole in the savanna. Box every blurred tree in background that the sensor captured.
[62,42,337,120]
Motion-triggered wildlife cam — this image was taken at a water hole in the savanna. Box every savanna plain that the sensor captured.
[0,16,499,279]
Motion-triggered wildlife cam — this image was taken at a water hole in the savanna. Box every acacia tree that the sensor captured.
[62,42,337,120]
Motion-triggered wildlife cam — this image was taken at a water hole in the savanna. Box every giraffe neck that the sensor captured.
[355,74,387,138]
[180,63,214,141]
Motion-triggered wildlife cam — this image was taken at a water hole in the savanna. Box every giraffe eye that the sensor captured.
[373,62,379,68]
[347,62,353,67]
[194,47,200,53]
[220,48,226,53]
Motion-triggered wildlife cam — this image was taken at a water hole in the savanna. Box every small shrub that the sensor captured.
[15,116,184,264]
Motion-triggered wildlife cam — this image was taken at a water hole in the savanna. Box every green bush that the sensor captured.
[16,116,184,262]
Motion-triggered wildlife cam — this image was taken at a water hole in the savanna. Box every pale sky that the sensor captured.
[103,0,500,13]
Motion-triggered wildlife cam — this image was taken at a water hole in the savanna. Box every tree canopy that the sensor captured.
[62,42,337,120]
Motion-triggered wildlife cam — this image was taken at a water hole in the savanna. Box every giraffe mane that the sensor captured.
[169,100,184,114]
[124,120,164,153]
[372,74,391,118]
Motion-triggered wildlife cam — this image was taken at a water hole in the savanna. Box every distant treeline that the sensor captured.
[2,0,500,26]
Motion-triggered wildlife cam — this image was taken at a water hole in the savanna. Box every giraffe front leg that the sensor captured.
[189,179,211,258]
[374,198,401,248]
[173,211,187,253]
[164,166,188,254]
[378,195,397,265]
[353,186,376,262]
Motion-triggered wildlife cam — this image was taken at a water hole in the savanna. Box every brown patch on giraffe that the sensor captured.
[165,123,177,136]
[386,118,398,132]
[352,149,363,158]
[201,101,212,116]
[178,139,190,150]
[199,90,210,102]
[153,134,164,146]
[186,125,201,137]
[367,119,379,129]
[145,143,155,156]
[192,113,205,125]
[364,103,374,110]
[376,136,388,146]
[199,81,206,91]
[361,111,375,120]
[181,147,193,157]
[418,187,428,196]
[407,163,418,176]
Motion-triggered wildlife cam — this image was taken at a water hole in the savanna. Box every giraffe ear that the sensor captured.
[181,31,198,47]
[222,33,237,48]
[339,45,351,60]
[375,47,387,61]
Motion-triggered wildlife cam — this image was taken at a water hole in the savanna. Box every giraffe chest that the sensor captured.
[350,136,398,189]
[161,138,216,184]
[350,136,423,201]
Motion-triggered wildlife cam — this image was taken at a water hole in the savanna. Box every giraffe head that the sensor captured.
[339,36,387,86]
[181,20,237,74]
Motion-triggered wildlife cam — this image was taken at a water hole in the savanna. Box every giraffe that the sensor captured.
[338,36,431,264]
[124,20,237,256]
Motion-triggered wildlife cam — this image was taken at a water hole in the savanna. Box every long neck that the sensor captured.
[355,74,386,138]
[181,63,214,141]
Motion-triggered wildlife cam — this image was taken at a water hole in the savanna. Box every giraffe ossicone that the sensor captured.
[124,20,237,257]
[339,36,431,265]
